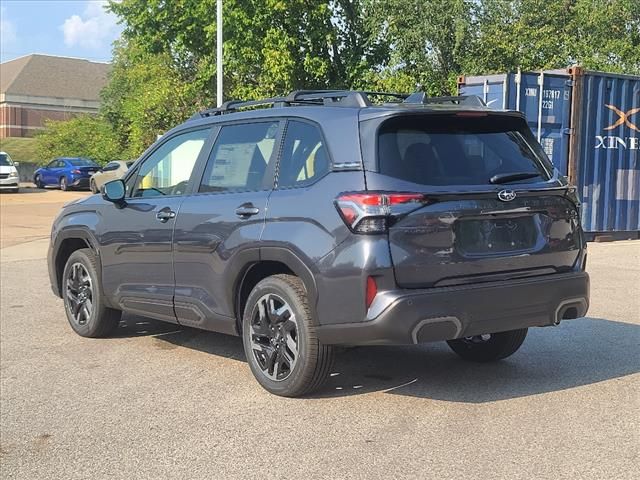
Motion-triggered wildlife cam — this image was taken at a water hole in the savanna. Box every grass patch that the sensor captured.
[0,137,40,163]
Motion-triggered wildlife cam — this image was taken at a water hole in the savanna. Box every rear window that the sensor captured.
[377,115,550,186]
[67,158,98,167]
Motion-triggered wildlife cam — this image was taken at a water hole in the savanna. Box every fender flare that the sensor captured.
[258,247,319,306]
[50,227,101,297]
[227,246,320,328]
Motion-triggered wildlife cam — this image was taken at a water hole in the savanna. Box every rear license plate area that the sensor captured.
[455,216,538,255]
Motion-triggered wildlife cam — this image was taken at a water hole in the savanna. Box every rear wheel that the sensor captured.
[242,274,334,397]
[446,328,528,362]
[60,176,68,191]
[90,179,98,194]
[62,248,121,338]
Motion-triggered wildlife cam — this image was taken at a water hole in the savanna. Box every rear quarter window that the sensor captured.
[377,114,550,186]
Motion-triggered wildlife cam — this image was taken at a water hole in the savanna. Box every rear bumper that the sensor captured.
[71,177,91,188]
[316,272,589,346]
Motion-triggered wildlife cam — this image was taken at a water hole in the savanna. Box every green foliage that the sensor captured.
[468,0,640,75]
[571,0,640,74]
[0,137,39,163]
[101,40,202,157]
[366,0,476,95]
[368,0,639,94]
[35,116,122,166]
[108,0,388,100]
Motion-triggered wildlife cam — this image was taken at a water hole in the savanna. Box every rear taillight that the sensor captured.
[71,169,81,174]
[335,191,430,234]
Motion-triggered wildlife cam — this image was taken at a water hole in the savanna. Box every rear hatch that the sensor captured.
[365,112,582,288]
[77,166,100,175]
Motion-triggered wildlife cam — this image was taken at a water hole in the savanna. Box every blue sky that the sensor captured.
[1,0,122,63]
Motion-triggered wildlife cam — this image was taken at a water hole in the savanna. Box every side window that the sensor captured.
[132,128,211,198]
[199,122,279,193]
[102,162,119,172]
[277,120,329,188]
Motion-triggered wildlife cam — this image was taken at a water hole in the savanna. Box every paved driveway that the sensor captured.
[1,190,638,479]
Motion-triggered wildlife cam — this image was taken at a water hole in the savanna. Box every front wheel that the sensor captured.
[60,176,68,191]
[242,274,334,397]
[62,248,121,338]
[35,175,44,189]
[90,179,98,194]
[446,328,528,362]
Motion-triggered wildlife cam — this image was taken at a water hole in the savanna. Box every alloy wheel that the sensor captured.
[65,262,93,326]
[249,293,299,381]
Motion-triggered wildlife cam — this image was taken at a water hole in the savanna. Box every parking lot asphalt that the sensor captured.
[1,189,639,480]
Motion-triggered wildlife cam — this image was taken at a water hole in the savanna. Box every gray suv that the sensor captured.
[48,90,589,397]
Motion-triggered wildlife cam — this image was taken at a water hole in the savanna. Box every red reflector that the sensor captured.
[366,276,377,308]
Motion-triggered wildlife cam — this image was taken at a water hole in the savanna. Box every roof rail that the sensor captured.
[194,89,411,118]
[403,93,486,106]
[193,90,483,119]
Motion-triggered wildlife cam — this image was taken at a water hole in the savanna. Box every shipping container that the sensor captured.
[458,68,639,234]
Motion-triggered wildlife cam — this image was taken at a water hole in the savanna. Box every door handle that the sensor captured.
[156,208,176,222]
[235,204,260,218]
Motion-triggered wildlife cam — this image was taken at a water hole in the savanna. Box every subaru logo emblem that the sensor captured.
[498,189,516,202]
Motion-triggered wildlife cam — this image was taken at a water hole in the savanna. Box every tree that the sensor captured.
[571,0,640,74]
[35,116,122,166]
[101,39,203,157]
[108,0,388,100]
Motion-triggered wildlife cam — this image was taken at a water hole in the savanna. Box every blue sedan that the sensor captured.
[34,157,101,191]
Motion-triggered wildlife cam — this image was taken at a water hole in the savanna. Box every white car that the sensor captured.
[0,151,20,193]
[90,160,133,193]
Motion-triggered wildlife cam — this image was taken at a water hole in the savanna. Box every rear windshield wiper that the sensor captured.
[490,172,541,184]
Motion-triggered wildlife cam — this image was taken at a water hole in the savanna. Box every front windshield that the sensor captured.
[0,153,15,167]
[67,158,98,167]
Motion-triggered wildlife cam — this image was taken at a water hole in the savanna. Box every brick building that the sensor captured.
[0,54,110,138]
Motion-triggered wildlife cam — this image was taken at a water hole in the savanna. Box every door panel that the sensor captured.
[44,161,61,184]
[173,121,281,333]
[173,191,269,332]
[99,197,185,322]
[98,128,213,322]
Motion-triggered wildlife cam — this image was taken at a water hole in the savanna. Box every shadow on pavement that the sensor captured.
[114,316,640,403]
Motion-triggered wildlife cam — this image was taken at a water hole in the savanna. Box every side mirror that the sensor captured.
[13,161,20,167]
[102,179,126,206]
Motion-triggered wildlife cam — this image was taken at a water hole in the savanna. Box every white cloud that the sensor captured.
[61,1,120,50]
[1,6,17,46]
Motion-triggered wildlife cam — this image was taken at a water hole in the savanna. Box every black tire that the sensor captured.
[11,188,19,193]
[242,274,334,397]
[62,248,121,338]
[90,179,97,194]
[446,328,528,362]
[60,176,68,191]
[35,175,44,189]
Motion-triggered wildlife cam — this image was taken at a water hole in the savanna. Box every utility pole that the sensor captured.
[216,0,223,107]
